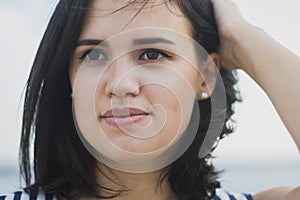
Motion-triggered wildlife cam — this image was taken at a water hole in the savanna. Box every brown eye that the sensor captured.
[146,50,159,59]
[139,49,172,61]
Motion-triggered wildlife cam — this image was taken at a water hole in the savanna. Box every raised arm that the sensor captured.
[210,0,300,150]
[210,0,300,199]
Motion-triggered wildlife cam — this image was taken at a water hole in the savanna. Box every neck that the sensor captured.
[96,164,178,200]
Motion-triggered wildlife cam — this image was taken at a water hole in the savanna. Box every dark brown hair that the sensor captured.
[20,0,241,199]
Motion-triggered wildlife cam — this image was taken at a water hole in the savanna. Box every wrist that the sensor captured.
[230,23,266,75]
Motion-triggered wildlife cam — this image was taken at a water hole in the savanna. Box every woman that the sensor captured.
[1,0,300,200]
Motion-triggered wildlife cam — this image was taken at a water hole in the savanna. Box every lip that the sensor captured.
[100,107,150,127]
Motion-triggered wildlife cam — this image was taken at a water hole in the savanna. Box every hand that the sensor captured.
[210,0,256,71]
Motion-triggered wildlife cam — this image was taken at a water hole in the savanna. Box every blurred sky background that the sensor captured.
[0,0,299,194]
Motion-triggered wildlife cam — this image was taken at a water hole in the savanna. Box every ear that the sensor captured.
[196,53,221,101]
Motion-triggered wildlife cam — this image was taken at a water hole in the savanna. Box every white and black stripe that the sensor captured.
[0,190,252,200]
[0,191,55,200]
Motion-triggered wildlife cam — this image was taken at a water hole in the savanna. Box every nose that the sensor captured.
[104,56,140,98]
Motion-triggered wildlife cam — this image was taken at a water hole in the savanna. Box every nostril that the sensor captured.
[105,79,140,98]
[103,67,140,98]
[131,87,140,97]
[108,89,139,98]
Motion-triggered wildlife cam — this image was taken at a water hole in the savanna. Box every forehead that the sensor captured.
[79,0,192,40]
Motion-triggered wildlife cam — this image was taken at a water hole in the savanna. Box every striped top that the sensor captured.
[0,189,252,200]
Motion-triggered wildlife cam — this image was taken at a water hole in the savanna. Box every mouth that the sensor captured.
[100,107,150,127]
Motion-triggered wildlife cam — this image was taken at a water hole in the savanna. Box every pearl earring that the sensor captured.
[201,92,209,99]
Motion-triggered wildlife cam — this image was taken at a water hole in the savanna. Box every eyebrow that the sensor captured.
[132,38,175,45]
[76,37,175,47]
[76,39,107,47]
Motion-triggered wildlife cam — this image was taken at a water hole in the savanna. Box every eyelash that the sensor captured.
[139,49,173,62]
[79,48,172,63]
[79,49,107,61]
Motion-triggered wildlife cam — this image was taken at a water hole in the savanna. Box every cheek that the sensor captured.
[147,86,179,109]
[146,85,195,145]
[146,84,193,122]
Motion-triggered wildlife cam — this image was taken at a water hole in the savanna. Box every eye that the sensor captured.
[139,49,172,61]
[80,49,107,61]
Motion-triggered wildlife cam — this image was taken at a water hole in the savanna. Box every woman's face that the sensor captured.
[69,0,217,170]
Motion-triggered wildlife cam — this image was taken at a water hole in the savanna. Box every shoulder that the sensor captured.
[215,189,253,200]
[252,186,297,200]
[0,190,56,200]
